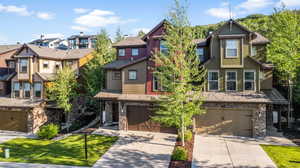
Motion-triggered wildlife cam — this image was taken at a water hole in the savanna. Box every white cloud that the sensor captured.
[132,28,150,35]
[33,33,64,39]
[0,4,32,16]
[276,0,300,7]
[71,26,90,32]
[72,9,136,30]
[36,12,54,20]
[73,8,90,14]
[238,0,274,11]
[206,7,235,19]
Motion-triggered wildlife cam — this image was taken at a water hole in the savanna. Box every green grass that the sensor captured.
[0,135,118,167]
[261,145,300,168]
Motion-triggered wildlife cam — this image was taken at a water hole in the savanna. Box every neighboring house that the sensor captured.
[0,44,21,96]
[29,36,68,50]
[95,19,288,137]
[0,44,93,133]
[68,32,96,49]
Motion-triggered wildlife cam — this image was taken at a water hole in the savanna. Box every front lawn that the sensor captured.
[261,145,300,168]
[0,134,118,167]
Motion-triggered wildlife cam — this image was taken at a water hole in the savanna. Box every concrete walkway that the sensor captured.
[192,135,296,168]
[93,128,177,168]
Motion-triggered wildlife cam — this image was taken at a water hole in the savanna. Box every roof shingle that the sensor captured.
[113,37,146,47]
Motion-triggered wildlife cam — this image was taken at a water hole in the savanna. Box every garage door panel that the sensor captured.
[0,111,27,132]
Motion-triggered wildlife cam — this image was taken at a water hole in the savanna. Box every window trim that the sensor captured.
[225,70,238,91]
[13,82,20,98]
[23,82,31,98]
[19,58,28,73]
[160,40,168,54]
[118,49,125,57]
[152,74,165,92]
[208,70,219,91]
[244,70,256,91]
[131,48,139,56]
[225,39,239,58]
[34,82,42,98]
[128,70,137,80]
[197,48,205,62]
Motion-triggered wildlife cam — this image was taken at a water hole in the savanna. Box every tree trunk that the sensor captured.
[181,113,185,147]
[288,79,293,128]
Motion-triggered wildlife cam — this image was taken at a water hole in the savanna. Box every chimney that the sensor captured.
[80,32,84,36]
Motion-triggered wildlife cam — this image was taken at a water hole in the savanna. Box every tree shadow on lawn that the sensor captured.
[0,135,117,167]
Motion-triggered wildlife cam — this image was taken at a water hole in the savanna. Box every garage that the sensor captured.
[195,108,253,137]
[0,110,28,132]
[127,105,176,133]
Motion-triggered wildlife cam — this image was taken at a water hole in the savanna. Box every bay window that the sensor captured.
[19,59,28,73]
[23,82,31,98]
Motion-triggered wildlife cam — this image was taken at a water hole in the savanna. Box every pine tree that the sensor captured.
[152,0,206,146]
[115,27,124,42]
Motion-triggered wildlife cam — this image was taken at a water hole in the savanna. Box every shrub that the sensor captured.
[178,130,193,141]
[37,124,59,139]
[171,147,188,161]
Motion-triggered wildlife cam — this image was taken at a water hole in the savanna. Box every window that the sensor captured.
[34,82,42,98]
[196,48,205,62]
[226,71,237,91]
[226,40,238,58]
[9,61,15,68]
[113,71,121,80]
[55,62,60,69]
[132,48,139,56]
[208,71,219,91]
[23,82,31,98]
[91,38,97,48]
[244,70,256,91]
[19,59,28,73]
[153,75,166,91]
[128,70,137,80]
[251,46,257,56]
[66,61,73,66]
[79,38,89,48]
[68,39,76,49]
[160,40,168,54]
[43,60,49,69]
[118,49,125,56]
[13,82,20,98]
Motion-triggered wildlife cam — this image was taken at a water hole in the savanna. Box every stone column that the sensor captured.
[104,101,113,124]
[253,104,267,137]
[118,101,127,131]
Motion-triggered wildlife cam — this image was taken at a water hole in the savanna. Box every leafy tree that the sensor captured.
[137,30,146,37]
[115,27,125,42]
[152,0,206,146]
[47,66,78,123]
[83,29,115,98]
[267,8,300,126]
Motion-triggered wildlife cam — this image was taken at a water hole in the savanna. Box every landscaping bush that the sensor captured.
[37,124,59,139]
[178,130,193,141]
[171,147,188,161]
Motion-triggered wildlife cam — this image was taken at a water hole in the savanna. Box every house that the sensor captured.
[95,19,288,137]
[68,32,96,49]
[29,36,68,50]
[0,44,93,133]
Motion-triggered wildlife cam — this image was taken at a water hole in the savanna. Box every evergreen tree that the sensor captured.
[115,27,124,42]
[137,30,146,37]
[152,0,206,146]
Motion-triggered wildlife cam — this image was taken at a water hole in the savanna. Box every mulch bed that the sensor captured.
[169,134,195,168]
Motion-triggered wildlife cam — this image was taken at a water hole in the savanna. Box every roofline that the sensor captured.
[103,57,149,70]
[112,44,147,48]
[142,19,168,40]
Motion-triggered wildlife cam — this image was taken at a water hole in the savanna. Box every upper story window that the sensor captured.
[113,71,121,80]
[19,59,28,73]
[8,61,15,68]
[128,70,137,80]
[79,38,89,48]
[34,82,42,98]
[226,71,237,91]
[251,46,257,56]
[208,70,219,91]
[244,70,256,91]
[43,60,49,69]
[69,39,76,49]
[132,48,139,56]
[196,48,205,62]
[13,82,20,98]
[118,49,125,57]
[66,60,74,66]
[23,82,31,98]
[160,40,168,54]
[226,39,238,58]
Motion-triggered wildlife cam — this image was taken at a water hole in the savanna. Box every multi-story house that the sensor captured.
[95,19,288,137]
[29,36,68,50]
[68,32,96,49]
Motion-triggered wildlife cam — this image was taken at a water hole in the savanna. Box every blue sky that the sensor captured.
[0,0,299,44]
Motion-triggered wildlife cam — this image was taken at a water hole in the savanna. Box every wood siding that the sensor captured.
[106,70,122,91]
[122,61,147,94]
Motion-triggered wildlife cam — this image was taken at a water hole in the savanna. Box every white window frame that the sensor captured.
[128,70,137,80]
[131,48,139,56]
[244,70,256,91]
[152,74,165,91]
[225,39,238,58]
[118,49,125,57]
[23,82,31,98]
[208,70,219,91]
[225,70,237,91]
[196,48,205,62]
[251,46,257,56]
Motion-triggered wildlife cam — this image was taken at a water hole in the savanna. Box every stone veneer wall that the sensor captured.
[203,102,267,137]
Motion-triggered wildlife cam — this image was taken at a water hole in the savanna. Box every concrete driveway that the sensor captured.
[192,135,283,168]
[0,131,34,144]
[93,128,177,168]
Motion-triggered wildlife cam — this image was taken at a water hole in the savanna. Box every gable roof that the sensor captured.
[112,37,146,47]
[14,44,93,60]
[0,45,22,54]
[251,32,269,44]
[142,19,168,40]
[103,57,148,70]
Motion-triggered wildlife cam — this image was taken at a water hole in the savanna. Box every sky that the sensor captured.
[0,0,299,44]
